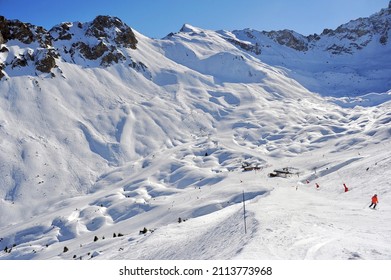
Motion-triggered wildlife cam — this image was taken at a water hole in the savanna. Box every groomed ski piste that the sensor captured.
[0,5,391,260]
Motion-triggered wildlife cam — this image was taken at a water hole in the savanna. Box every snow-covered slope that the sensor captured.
[0,4,390,260]
[219,3,391,97]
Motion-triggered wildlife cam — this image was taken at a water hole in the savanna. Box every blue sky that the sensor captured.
[1,0,389,38]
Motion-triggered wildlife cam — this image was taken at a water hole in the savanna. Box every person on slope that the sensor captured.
[343,183,349,192]
[369,194,378,209]
[315,183,320,189]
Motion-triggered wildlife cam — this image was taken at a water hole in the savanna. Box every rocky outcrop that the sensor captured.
[0,46,9,53]
[35,49,58,73]
[0,16,52,47]
[87,16,138,49]
[0,32,4,45]
[225,28,309,55]
[264,30,309,52]
[319,4,390,53]
[48,16,139,66]
[101,51,126,66]
[0,16,58,76]
[10,53,30,68]
[0,15,143,79]
[49,23,73,41]
[49,16,138,49]
[76,41,109,60]
[5,47,58,73]
[226,38,261,55]
[227,2,390,56]
[0,63,4,79]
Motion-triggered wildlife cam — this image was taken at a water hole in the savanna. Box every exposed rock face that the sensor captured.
[0,16,52,47]
[35,49,58,73]
[101,51,126,66]
[76,41,109,60]
[263,30,309,51]
[10,49,33,68]
[0,16,58,75]
[0,46,9,53]
[0,63,4,79]
[48,15,139,66]
[0,15,143,79]
[224,28,310,56]
[0,32,4,45]
[49,23,73,41]
[87,16,138,49]
[226,3,390,55]
[318,6,390,53]
[226,38,261,55]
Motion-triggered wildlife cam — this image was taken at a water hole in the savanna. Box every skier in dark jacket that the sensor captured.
[369,194,378,209]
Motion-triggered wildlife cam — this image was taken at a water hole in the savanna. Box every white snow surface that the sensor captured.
[218,5,391,98]
[0,9,391,260]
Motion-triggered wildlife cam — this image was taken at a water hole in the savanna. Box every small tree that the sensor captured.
[93,236,99,242]
[63,246,69,253]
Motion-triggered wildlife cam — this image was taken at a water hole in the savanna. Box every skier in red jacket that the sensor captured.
[369,194,378,209]
[343,183,349,192]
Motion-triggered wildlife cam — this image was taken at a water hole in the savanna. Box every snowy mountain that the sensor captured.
[0,3,390,260]
[219,3,391,97]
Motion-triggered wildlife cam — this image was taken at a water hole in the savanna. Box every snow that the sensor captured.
[327,90,391,107]
[218,7,391,98]
[0,7,391,263]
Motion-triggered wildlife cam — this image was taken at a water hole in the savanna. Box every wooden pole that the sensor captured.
[243,190,247,234]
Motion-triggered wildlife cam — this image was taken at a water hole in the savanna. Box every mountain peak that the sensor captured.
[87,15,138,49]
[0,16,51,47]
[49,15,138,49]
[0,15,144,78]
[227,1,390,57]
[180,23,204,34]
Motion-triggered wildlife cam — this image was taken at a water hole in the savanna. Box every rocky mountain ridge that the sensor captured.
[0,15,141,78]
[1,3,390,84]
[225,2,390,55]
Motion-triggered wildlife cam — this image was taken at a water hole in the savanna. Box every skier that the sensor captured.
[315,183,320,189]
[343,183,349,192]
[369,194,378,209]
